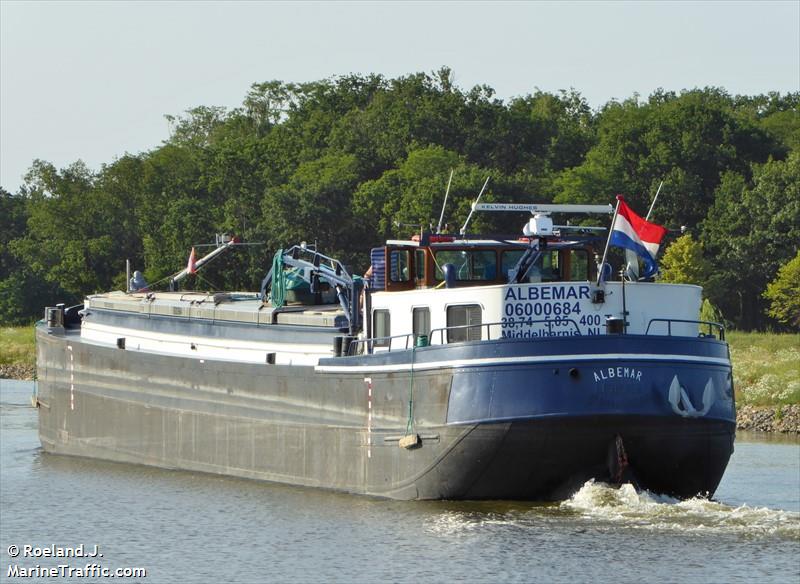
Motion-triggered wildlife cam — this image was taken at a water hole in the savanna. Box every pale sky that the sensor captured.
[1,0,798,193]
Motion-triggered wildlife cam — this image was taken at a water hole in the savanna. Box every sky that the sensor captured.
[1,0,798,193]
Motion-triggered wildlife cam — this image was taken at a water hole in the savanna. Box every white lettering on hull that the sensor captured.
[593,367,643,383]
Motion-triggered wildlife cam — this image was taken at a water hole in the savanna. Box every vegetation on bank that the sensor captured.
[727,332,800,406]
[0,70,798,331]
[1,326,797,406]
[0,326,35,367]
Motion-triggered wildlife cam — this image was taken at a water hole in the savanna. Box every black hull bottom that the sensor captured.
[439,417,734,501]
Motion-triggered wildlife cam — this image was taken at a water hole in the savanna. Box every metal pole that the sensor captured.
[459,176,491,235]
[646,180,664,221]
[436,169,454,234]
[621,267,628,333]
[126,259,131,293]
[169,238,237,287]
[596,197,622,286]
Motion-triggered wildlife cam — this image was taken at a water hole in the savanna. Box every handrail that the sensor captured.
[347,333,416,355]
[346,318,581,355]
[429,318,581,345]
[345,317,723,356]
[645,318,725,340]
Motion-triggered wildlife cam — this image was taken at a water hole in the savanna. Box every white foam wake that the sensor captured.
[560,479,800,539]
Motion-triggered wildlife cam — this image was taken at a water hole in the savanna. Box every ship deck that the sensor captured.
[86,290,348,328]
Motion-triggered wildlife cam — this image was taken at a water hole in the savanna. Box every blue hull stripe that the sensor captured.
[315,352,730,373]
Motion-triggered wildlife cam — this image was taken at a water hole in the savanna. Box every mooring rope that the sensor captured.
[271,249,286,308]
[405,345,416,435]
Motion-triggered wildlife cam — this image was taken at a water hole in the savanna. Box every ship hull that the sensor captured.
[35,326,735,500]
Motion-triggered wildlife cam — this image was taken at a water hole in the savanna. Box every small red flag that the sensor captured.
[187,247,197,274]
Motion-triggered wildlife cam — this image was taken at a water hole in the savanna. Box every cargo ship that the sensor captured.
[34,198,735,500]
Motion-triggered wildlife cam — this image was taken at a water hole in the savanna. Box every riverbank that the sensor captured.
[2,327,798,432]
[0,363,35,380]
[737,404,800,433]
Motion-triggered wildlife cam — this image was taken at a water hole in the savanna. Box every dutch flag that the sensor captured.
[609,195,668,278]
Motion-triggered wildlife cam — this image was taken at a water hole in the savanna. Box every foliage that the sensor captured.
[0,73,797,331]
[0,326,35,366]
[702,152,800,329]
[728,331,800,406]
[554,89,780,230]
[764,251,800,329]
[658,234,711,287]
[699,299,724,325]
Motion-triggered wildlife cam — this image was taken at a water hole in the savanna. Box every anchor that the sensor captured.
[668,376,715,418]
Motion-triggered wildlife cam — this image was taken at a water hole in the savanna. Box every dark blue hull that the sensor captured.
[321,333,736,499]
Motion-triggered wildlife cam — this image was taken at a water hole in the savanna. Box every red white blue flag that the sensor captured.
[609,195,668,277]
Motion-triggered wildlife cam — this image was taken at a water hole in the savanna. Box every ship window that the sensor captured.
[505,250,561,283]
[413,307,430,338]
[434,250,497,281]
[569,250,589,281]
[541,251,561,282]
[501,250,525,279]
[389,249,411,282]
[415,249,426,281]
[446,304,482,343]
[373,309,391,347]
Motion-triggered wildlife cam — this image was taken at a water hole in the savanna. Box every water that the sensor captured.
[1,380,798,583]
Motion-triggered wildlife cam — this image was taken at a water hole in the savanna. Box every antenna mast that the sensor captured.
[646,180,665,221]
[459,176,491,235]
[436,169,454,234]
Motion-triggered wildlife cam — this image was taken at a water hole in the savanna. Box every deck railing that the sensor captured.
[644,318,725,340]
[345,318,725,356]
[346,318,581,355]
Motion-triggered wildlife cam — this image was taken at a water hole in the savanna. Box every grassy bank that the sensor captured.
[727,331,800,406]
[0,325,35,367]
[1,327,798,406]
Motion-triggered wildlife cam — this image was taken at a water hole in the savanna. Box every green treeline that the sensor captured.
[1,69,798,330]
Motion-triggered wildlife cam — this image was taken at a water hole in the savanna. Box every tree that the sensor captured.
[703,152,800,328]
[0,187,27,278]
[1,74,797,328]
[0,187,66,324]
[260,153,363,265]
[699,298,724,324]
[658,234,712,287]
[554,88,781,231]
[764,251,800,329]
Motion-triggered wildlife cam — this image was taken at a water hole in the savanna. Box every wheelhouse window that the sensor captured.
[434,250,497,281]
[415,249,426,281]
[503,250,561,283]
[373,309,391,347]
[446,304,482,343]
[569,250,589,281]
[389,249,411,282]
[501,250,525,280]
[412,307,430,338]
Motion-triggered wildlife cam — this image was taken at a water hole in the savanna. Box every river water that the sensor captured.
[1,379,798,583]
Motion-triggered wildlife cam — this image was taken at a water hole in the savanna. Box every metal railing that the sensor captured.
[645,318,725,340]
[345,317,724,356]
[346,318,581,355]
[345,333,416,355]
[429,318,581,345]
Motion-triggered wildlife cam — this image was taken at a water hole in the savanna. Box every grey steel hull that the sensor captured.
[35,325,735,500]
[36,327,489,499]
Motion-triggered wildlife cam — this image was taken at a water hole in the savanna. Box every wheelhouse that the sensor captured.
[372,235,599,292]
